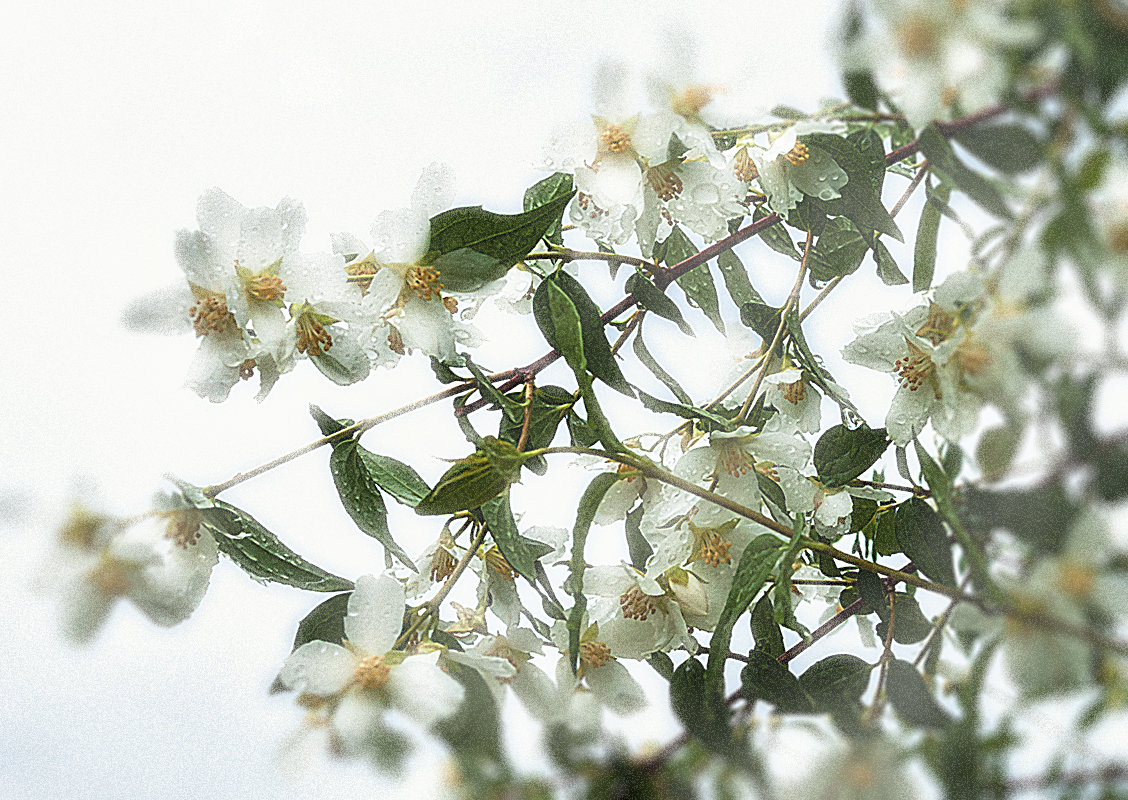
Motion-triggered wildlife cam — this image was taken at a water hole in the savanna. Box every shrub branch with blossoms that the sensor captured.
[57,2,1128,797]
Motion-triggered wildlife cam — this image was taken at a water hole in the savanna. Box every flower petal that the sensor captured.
[278,641,356,696]
[345,573,405,656]
[386,651,466,727]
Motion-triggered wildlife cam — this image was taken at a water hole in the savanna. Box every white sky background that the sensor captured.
[8,2,1122,798]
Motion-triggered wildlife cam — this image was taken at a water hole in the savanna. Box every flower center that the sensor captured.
[693,525,734,568]
[238,359,257,380]
[242,270,287,303]
[579,640,611,670]
[714,438,754,477]
[782,379,807,405]
[599,124,632,155]
[189,294,238,337]
[164,509,203,549]
[59,508,105,549]
[647,165,684,202]
[915,303,956,345]
[896,15,941,59]
[671,84,715,119]
[295,312,334,356]
[404,266,444,302]
[843,761,878,789]
[353,654,391,690]
[784,141,809,167]
[429,545,456,583]
[344,253,379,294]
[1058,559,1096,599]
[955,339,992,376]
[442,296,459,315]
[90,559,131,597]
[733,146,758,182]
[619,584,658,621]
[894,340,935,392]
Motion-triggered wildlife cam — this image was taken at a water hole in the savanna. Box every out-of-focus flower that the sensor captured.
[748,120,848,219]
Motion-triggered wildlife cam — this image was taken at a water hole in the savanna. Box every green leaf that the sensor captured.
[738,299,782,344]
[626,271,694,336]
[430,356,467,384]
[894,497,956,587]
[813,424,890,487]
[740,649,815,713]
[886,659,953,730]
[200,501,354,592]
[647,652,674,680]
[958,484,1078,556]
[798,653,874,711]
[809,216,870,282]
[716,248,766,312]
[435,662,510,783]
[309,403,352,438]
[568,472,621,674]
[632,325,693,406]
[425,190,576,292]
[481,492,553,584]
[843,70,880,112]
[752,206,801,260]
[540,276,586,375]
[875,592,934,645]
[635,390,733,428]
[919,125,1011,219]
[625,504,652,572]
[674,260,726,334]
[522,172,574,247]
[855,570,887,615]
[497,384,574,475]
[873,239,909,286]
[533,270,633,395]
[671,657,731,749]
[290,591,351,651]
[953,123,1042,175]
[803,133,903,241]
[330,440,418,570]
[705,535,784,703]
[783,311,859,414]
[463,356,523,422]
[914,180,950,292]
[414,441,521,516]
[748,593,785,658]
[975,424,1022,480]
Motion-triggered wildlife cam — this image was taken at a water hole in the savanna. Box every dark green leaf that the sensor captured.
[430,356,467,384]
[705,535,783,702]
[814,424,890,487]
[749,593,785,658]
[522,172,574,247]
[716,249,767,313]
[647,652,674,680]
[886,659,953,729]
[873,509,900,556]
[953,124,1042,175]
[919,125,1012,219]
[625,504,652,572]
[875,592,934,645]
[540,277,586,375]
[738,300,782,343]
[435,662,509,782]
[798,654,874,711]
[636,390,733,428]
[895,497,956,587]
[740,650,815,713]
[666,227,725,334]
[914,180,950,292]
[855,570,887,616]
[809,216,869,282]
[671,657,731,749]
[330,441,417,570]
[425,190,576,292]
[309,403,351,437]
[497,385,574,475]
[873,239,909,286]
[568,472,621,674]
[958,484,1078,556]
[414,445,517,517]
[481,492,553,584]
[533,270,633,395]
[844,71,880,112]
[752,206,801,260]
[463,356,523,422]
[200,501,354,591]
[803,133,903,241]
[626,272,693,336]
[291,592,351,651]
[632,326,693,406]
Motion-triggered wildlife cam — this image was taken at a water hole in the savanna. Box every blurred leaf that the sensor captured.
[919,125,1011,219]
[567,472,620,674]
[798,654,874,712]
[914,180,950,292]
[741,650,815,713]
[749,593,785,658]
[886,659,953,730]
[895,497,956,587]
[953,123,1043,175]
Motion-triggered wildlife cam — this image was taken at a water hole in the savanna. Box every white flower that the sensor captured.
[844,0,1037,131]
[583,562,698,658]
[549,619,647,717]
[443,631,560,723]
[749,120,849,219]
[762,368,824,434]
[52,503,218,643]
[278,573,465,734]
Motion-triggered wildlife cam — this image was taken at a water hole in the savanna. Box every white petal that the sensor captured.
[510,662,559,723]
[345,573,405,656]
[396,296,457,361]
[386,652,466,727]
[411,163,455,217]
[278,641,357,696]
[121,284,195,335]
[584,659,646,715]
[371,207,430,264]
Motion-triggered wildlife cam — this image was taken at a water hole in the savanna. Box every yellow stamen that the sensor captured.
[387,325,405,355]
[189,295,237,337]
[579,640,612,670]
[442,296,458,315]
[344,253,379,294]
[1058,560,1096,599]
[599,124,632,155]
[404,266,444,302]
[353,654,391,690]
[295,314,333,356]
[647,166,684,202]
[619,584,658,621]
[714,438,754,477]
[784,141,809,167]
[733,146,758,182]
[782,379,807,405]
[896,15,940,59]
[483,546,516,582]
[90,559,130,597]
[894,340,935,392]
[671,84,715,120]
[429,545,457,583]
[238,359,257,380]
[244,273,287,303]
[164,509,203,549]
